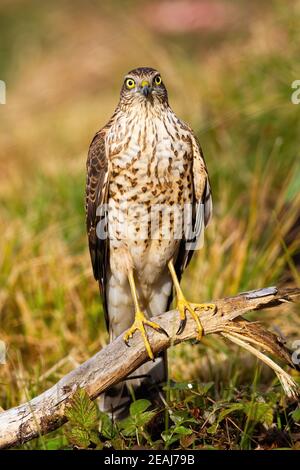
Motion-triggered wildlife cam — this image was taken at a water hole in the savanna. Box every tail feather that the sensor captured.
[98,352,167,420]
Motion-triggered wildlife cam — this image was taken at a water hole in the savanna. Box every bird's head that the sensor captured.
[120,67,168,106]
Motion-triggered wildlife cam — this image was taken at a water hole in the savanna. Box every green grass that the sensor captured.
[0,0,299,450]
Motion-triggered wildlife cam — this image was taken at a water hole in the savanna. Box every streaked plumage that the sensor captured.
[86,67,214,416]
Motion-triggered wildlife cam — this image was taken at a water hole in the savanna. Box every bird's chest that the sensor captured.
[106,111,194,278]
[107,113,193,206]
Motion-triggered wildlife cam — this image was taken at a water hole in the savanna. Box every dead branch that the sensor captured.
[0,286,299,449]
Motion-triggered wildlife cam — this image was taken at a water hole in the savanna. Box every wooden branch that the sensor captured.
[0,286,299,449]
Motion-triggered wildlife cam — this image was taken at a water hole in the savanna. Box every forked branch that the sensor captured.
[0,286,299,449]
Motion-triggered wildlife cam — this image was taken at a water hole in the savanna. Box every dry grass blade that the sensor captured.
[221,332,298,399]
[222,320,295,368]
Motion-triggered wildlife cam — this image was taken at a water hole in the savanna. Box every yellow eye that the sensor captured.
[154,75,162,86]
[125,78,135,89]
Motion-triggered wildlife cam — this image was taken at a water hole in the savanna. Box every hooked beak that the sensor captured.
[142,85,151,97]
[140,80,152,98]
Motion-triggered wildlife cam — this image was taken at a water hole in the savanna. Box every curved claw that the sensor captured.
[123,312,168,360]
[176,316,187,335]
[156,325,169,338]
[175,300,214,338]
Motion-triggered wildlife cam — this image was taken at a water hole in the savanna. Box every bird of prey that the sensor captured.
[86,67,215,416]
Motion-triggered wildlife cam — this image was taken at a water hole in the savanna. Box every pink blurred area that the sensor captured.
[142,0,240,33]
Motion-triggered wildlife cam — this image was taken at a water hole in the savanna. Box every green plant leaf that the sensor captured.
[137,410,156,427]
[170,410,198,425]
[44,436,68,450]
[291,407,300,423]
[65,388,98,429]
[207,403,244,433]
[89,430,102,447]
[161,424,193,448]
[161,430,178,446]
[66,427,91,448]
[120,410,155,437]
[197,382,214,395]
[207,422,219,435]
[208,401,274,435]
[166,381,194,390]
[98,411,115,439]
[120,417,137,437]
[243,402,274,426]
[130,399,151,417]
[173,426,193,436]
[111,437,126,450]
[120,416,137,437]
[217,403,245,423]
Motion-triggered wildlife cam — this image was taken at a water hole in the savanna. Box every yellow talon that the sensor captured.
[168,258,216,339]
[125,270,169,360]
[123,310,168,360]
[176,295,216,338]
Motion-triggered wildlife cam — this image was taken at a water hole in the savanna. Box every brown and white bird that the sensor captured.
[86,67,215,416]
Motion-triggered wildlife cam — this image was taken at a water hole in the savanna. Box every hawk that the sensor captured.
[86,67,215,415]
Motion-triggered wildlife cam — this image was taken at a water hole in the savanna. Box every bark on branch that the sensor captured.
[0,286,299,449]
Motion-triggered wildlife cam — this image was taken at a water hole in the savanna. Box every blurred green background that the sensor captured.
[0,0,299,449]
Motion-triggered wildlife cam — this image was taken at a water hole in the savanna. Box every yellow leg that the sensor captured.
[168,259,216,339]
[123,270,169,360]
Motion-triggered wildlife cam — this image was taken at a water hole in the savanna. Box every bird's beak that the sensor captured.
[140,80,152,98]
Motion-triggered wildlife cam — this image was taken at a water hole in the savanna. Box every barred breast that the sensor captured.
[107,103,193,286]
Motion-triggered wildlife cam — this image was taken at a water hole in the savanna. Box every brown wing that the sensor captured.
[173,132,212,285]
[86,129,109,324]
